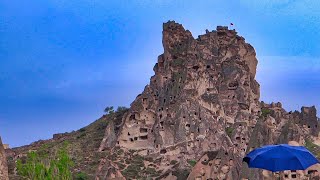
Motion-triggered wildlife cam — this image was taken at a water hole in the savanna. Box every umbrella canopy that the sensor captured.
[243,144,319,172]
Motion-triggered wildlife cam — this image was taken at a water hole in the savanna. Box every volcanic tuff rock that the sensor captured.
[97,21,320,180]
[97,21,258,179]
[0,137,8,180]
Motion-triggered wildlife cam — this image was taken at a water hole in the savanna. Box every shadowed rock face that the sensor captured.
[0,137,8,180]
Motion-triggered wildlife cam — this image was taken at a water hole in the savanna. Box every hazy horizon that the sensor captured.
[1,0,320,147]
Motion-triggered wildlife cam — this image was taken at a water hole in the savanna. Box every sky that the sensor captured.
[1,0,320,147]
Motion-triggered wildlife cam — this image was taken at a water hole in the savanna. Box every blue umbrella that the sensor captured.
[243,144,319,172]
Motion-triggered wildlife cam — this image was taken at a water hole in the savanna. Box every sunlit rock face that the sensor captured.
[97,21,320,180]
[0,137,8,180]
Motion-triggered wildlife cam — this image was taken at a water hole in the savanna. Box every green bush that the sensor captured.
[104,106,114,114]
[117,106,128,112]
[225,127,234,138]
[188,159,197,167]
[261,108,272,117]
[16,146,74,180]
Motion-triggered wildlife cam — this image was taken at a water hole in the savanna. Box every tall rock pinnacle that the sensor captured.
[96,21,320,180]
[97,21,262,179]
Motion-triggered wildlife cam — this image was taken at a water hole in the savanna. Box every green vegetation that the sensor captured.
[261,108,273,117]
[16,146,74,180]
[104,106,114,114]
[170,160,178,165]
[121,154,144,178]
[172,169,190,180]
[305,139,320,158]
[305,139,317,150]
[225,127,234,138]
[7,106,129,179]
[75,172,88,180]
[116,106,128,112]
[144,167,158,177]
[104,106,128,115]
[188,159,197,167]
[79,127,86,132]
[120,153,161,179]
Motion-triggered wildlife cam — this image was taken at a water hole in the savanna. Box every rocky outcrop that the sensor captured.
[0,137,9,180]
[97,21,320,180]
[98,21,263,179]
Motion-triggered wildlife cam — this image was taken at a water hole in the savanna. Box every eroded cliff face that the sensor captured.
[97,21,320,180]
[0,137,9,180]
[97,21,262,179]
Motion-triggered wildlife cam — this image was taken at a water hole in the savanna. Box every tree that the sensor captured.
[117,106,128,112]
[104,106,114,114]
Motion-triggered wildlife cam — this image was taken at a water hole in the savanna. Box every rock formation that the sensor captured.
[97,21,320,180]
[0,137,9,180]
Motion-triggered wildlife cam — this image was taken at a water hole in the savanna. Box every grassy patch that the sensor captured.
[305,139,318,150]
[188,159,197,167]
[225,127,234,138]
[305,139,320,158]
[261,108,273,117]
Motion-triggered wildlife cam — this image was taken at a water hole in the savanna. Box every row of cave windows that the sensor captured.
[127,128,149,136]
[128,135,148,142]
[170,54,214,71]
[281,170,318,179]
[154,64,216,82]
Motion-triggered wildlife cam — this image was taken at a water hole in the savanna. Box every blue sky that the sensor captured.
[1,0,319,147]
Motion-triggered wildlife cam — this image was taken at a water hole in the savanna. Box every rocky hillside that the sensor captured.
[97,21,320,180]
[4,21,320,180]
[5,109,127,180]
